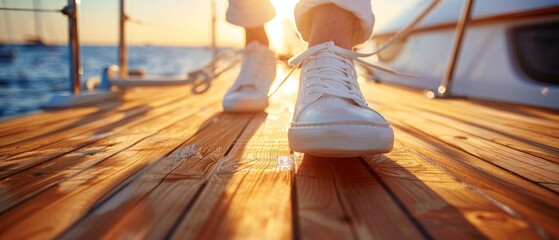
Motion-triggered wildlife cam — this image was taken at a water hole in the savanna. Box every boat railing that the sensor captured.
[1,0,118,107]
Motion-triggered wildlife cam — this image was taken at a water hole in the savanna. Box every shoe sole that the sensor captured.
[288,124,394,158]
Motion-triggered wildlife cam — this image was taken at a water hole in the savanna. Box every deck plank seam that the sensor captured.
[397,121,559,196]
[364,87,559,150]
[0,92,223,181]
[0,90,190,158]
[290,171,301,240]
[398,109,559,163]
[398,104,559,157]
[0,95,226,215]
[423,109,559,154]
[0,89,178,146]
[65,100,226,212]
[54,101,229,238]
[358,157,432,240]
[165,113,256,239]
[393,124,553,239]
[326,160,363,240]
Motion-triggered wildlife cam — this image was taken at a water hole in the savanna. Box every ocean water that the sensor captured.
[0,45,213,118]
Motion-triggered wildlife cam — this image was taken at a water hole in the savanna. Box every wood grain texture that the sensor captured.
[393,123,559,238]
[364,84,559,151]
[0,88,167,145]
[0,97,227,239]
[296,155,424,239]
[367,140,540,239]
[171,81,296,240]
[0,87,186,159]
[0,70,236,238]
[388,111,559,192]
[361,82,559,238]
[0,87,226,214]
[60,113,253,239]
[0,66,557,240]
[397,107,559,164]
[0,84,227,180]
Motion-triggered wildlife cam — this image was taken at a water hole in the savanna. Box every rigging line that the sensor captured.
[0,7,61,13]
[364,0,442,55]
[269,0,442,98]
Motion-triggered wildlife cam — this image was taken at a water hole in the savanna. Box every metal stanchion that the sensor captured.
[435,0,475,98]
[44,0,119,108]
[66,0,80,94]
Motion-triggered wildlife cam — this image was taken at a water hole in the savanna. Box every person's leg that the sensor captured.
[287,1,394,157]
[226,0,274,46]
[307,4,357,49]
[222,0,277,112]
[295,0,375,47]
[245,26,269,46]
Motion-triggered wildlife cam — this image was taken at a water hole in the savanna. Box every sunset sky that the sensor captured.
[0,0,419,47]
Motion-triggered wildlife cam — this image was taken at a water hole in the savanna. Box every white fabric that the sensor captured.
[226,0,374,45]
[226,0,276,28]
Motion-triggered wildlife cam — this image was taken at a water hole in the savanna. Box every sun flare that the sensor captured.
[266,0,303,55]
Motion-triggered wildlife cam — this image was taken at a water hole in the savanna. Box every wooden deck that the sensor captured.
[0,64,558,239]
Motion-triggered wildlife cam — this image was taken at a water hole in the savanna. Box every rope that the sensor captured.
[189,49,243,94]
[0,7,61,13]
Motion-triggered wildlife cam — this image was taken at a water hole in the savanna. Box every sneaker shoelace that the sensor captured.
[266,0,442,98]
[267,42,414,99]
[266,41,412,106]
[189,43,274,94]
[293,43,368,107]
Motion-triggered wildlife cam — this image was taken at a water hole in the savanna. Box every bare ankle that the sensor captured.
[245,26,269,46]
[308,4,357,50]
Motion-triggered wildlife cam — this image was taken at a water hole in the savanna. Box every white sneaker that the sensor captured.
[288,41,394,157]
[222,42,276,112]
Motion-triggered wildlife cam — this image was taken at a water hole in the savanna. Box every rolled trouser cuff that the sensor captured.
[226,0,276,28]
[294,0,374,45]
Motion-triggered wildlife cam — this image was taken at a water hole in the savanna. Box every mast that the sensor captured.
[211,1,217,58]
[119,0,128,78]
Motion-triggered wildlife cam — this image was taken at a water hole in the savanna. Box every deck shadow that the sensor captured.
[294,154,486,239]
[51,112,268,239]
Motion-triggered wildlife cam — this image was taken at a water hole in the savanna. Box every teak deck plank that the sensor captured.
[0,84,228,214]
[364,85,559,151]
[296,155,424,239]
[0,87,187,155]
[0,81,233,238]
[389,111,559,192]
[0,88,168,142]
[0,91,179,161]
[0,85,226,181]
[170,86,295,239]
[362,83,559,238]
[399,108,559,164]
[390,123,559,238]
[61,113,252,239]
[368,140,540,239]
[0,64,558,239]
[0,108,223,239]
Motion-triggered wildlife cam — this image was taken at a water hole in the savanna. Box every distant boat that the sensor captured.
[24,36,48,48]
[0,48,16,59]
[369,0,559,109]
[23,0,50,47]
